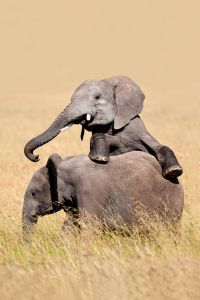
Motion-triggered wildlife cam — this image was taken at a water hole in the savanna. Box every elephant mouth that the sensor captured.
[37,203,54,216]
[60,114,93,132]
[80,114,94,126]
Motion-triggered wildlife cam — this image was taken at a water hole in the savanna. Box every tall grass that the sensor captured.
[0,91,200,299]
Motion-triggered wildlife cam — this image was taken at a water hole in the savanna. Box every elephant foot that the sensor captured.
[89,154,109,163]
[163,165,183,179]
[156,146,183,179]
[89,133,110,163]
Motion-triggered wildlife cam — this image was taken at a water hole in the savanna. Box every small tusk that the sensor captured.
[86,114,91,121]
[60,123,73,132]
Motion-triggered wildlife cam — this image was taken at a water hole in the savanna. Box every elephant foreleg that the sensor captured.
[62,208,80,234]
[89,133,110,163]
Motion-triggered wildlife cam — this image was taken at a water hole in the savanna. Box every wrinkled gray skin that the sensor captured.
[24,76,183,179]
[22,152,184,233]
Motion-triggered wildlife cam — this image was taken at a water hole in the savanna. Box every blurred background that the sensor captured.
[0,0,200,95]
[1,2,200,298]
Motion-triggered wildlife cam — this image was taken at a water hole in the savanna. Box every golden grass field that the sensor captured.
[0,88,200,300]
[1,0,200,298]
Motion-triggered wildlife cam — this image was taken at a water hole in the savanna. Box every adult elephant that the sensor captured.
[24,76,182,179]
[22,151,184,233]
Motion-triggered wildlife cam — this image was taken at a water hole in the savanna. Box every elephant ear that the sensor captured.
[105,76,145,130]
[46,153,62,207]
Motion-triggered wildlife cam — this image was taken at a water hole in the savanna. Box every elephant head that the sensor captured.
[22,153,63,232]
[24,76,145,162]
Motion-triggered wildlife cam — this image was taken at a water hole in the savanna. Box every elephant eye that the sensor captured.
[31,191,37,198]
[94,94,101,100]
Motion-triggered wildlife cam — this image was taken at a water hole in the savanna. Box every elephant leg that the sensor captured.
[142,138,183,179]
[135,119,183,179]
[62,208,80,234]
[156,145,183,179]
[133,118,183,179]
[79,208,103,236]
[89,133,110,163]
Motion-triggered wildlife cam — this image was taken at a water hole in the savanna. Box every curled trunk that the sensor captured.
[24,103,83,162]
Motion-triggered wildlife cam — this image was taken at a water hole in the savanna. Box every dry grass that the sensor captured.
[0,90,200,300]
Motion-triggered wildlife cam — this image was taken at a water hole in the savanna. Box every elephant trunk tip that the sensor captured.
[24,144,40,162]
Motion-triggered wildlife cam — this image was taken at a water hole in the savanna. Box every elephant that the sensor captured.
[24,76,183,179]
[22,151,184,233]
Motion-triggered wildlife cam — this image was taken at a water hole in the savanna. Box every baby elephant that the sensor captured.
[24,76,183,179]
[22,151,184,233]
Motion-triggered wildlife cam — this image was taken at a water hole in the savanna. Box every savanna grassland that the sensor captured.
[0,89,200,300]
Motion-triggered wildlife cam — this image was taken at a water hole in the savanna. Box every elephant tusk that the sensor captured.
[86,114,91,121]
[60,123,73,132]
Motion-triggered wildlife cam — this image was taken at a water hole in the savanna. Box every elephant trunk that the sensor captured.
[24,103,84,162]
[22,213,38,233]
[22,198,38,234]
